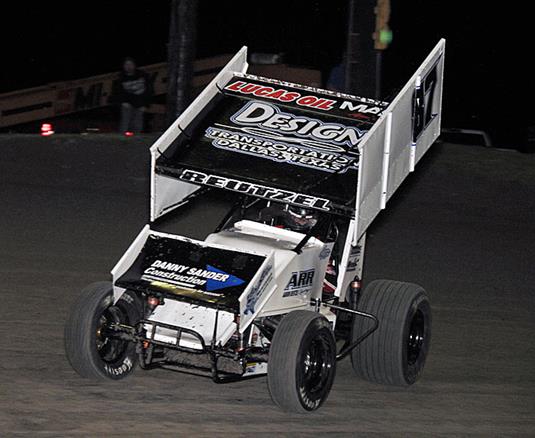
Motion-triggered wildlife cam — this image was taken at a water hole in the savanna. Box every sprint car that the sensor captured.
[65,40,445,413]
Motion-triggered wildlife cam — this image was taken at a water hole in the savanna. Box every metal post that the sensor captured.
[375,51,382,99]
[346,0,390,98]
[167,0,198,125]
[345,0,377,96]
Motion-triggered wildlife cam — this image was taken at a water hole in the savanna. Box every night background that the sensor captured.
[1,1,530,147]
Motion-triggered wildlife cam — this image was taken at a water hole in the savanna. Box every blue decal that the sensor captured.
[205,265,245,292]
[244,264,273,315]
[319,245,332,260]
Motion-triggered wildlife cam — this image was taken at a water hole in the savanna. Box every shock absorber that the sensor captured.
[349,276,362,309]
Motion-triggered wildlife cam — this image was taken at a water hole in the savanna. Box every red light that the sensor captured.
[147,296,160,308]
[40,123,54,136]
[124,131,134,137]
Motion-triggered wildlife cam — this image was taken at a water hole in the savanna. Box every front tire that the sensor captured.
[351,280,431,386]
[268,310,336,413]
[64,282,141,380]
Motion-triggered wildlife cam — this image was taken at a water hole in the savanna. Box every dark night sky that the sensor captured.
[1,1,529,142]
[1,2,348,89]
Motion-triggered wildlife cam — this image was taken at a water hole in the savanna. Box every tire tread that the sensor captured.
[351,279,430,386]
[268,310,335,413]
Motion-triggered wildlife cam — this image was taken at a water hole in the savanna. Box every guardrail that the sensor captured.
[0,54,232,128]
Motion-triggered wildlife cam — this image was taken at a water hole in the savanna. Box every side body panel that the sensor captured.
[353,39,446,243]
[150,47,249,221]
[206,222,330,319]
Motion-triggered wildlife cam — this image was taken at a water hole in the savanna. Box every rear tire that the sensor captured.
[351,280,431,386]
[268,310,336,413]
[64,282,141,380]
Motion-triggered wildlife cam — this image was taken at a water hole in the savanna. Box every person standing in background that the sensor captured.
[113,57,152,133]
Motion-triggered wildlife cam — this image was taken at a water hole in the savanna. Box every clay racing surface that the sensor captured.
[1,135,534,436]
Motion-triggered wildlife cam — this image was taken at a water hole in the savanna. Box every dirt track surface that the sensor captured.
[1,135,534,436]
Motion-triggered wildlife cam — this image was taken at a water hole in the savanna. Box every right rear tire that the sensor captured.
[351,279,431,386]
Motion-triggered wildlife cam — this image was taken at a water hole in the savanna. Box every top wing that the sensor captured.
[150,47,387,220]
[149,40,445,228]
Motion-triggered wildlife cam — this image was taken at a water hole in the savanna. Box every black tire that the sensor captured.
[64,281,141,380]
[351,280,431,386]
[268,310,336,413]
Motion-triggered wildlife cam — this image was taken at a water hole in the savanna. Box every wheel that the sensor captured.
[64,281,141,380]
[267,310,336,413]
[351,280,431,386]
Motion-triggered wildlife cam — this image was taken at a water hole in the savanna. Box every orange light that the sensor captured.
[40,123,54,136]
[350,279,362,291]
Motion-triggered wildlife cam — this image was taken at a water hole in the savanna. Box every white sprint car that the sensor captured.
[65,39,445,413]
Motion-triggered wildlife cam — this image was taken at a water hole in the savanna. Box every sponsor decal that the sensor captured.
[179,169,331,211]
[104,357,133,376]
[339,100,383,115]
[225,79,386,116]
[230,101,364,150]
[201,100,370,173]
[346,258,358,272]
[299,385,322,410]
[412,63,439,142]
[319,245,332,260]
[206,126,355,173]
[244,264,273,315]
[245,361,268,375]
[141,259,244,293]
[226,80,336,110]
[245,363,257,374]
[283,269,315,297]
[346,245,362,272]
